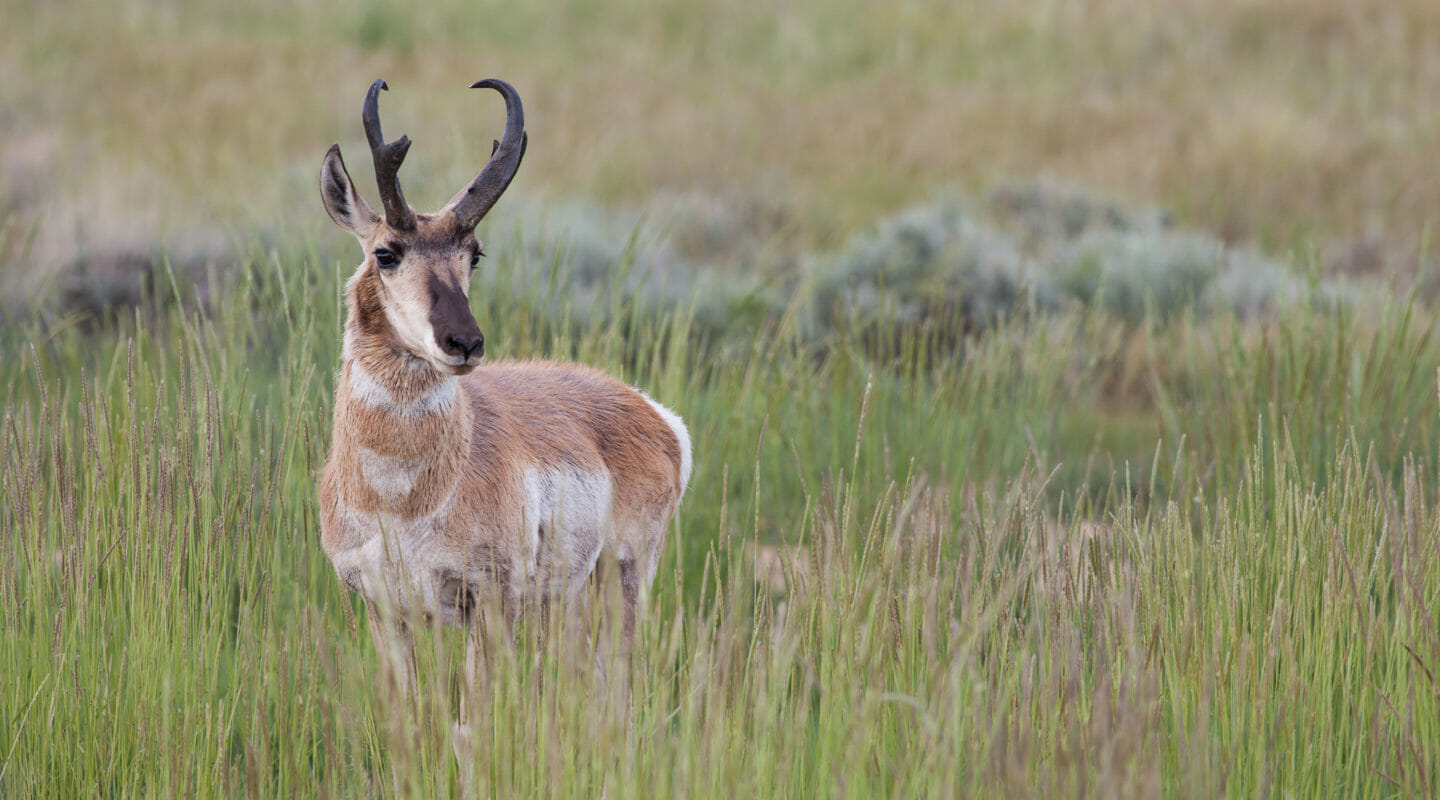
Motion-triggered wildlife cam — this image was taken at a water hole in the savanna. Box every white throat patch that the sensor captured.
[358,446,426,502]
[348,362,458,418]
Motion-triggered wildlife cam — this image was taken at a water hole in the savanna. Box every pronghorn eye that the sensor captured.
[374,249,398,269]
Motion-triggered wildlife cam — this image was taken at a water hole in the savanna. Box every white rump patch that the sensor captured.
[641,393,692,491]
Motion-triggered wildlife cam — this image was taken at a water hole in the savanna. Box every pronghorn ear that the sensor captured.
[320,144,381,239]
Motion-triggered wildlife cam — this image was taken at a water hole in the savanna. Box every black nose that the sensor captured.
[443,333,484,361]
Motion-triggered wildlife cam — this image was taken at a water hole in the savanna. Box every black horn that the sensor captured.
[362,79,417,231]
[446,79,528,230]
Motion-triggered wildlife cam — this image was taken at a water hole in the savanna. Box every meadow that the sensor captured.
[3,0,1440,797]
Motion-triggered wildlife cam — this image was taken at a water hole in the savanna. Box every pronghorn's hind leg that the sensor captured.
[621,516,669,653]
[618,557,641,651]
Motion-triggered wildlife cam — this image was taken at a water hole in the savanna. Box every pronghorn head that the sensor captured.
[321,79,527,375]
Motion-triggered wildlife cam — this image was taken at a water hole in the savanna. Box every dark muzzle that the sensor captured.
[430,278,484,362]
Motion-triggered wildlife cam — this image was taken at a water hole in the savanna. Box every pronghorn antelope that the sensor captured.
[316,79,692,704]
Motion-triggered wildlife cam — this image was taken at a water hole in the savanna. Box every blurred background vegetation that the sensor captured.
[3,0,1438,323]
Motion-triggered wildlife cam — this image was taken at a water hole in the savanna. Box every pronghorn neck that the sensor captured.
[342,322,458,415]
[339,266,461,411]
[330,280,472,517]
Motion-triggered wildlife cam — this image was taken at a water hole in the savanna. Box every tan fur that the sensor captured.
[318,221,689,627]
[318,85,685,785]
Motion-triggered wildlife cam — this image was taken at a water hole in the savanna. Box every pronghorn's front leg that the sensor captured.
[365,600,417,701]
[452,588,520,794]
[453,619,486,798]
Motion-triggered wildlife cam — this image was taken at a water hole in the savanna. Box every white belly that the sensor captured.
[327,465,614,625]
[519,466,613,594]
[327,503,473,624]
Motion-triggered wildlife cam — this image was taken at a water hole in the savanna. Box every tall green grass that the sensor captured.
[2,243,1437,796]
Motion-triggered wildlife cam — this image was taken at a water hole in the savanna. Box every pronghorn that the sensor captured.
[316,79,692,709]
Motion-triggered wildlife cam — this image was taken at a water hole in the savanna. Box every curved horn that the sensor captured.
[446,79,528,230]
[362,79,417,231]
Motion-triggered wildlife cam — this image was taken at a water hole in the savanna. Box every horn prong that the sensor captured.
[361,78,417,231]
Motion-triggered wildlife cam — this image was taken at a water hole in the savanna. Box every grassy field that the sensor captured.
[4,0,1440,797]
[3,248,1439,797]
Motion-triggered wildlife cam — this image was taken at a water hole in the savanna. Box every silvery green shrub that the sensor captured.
[1054,229,1220,321]
[992,180,1305,322]
[988,179,1172,244]
[801,197,1050,337]
[1052,228,1305,322]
